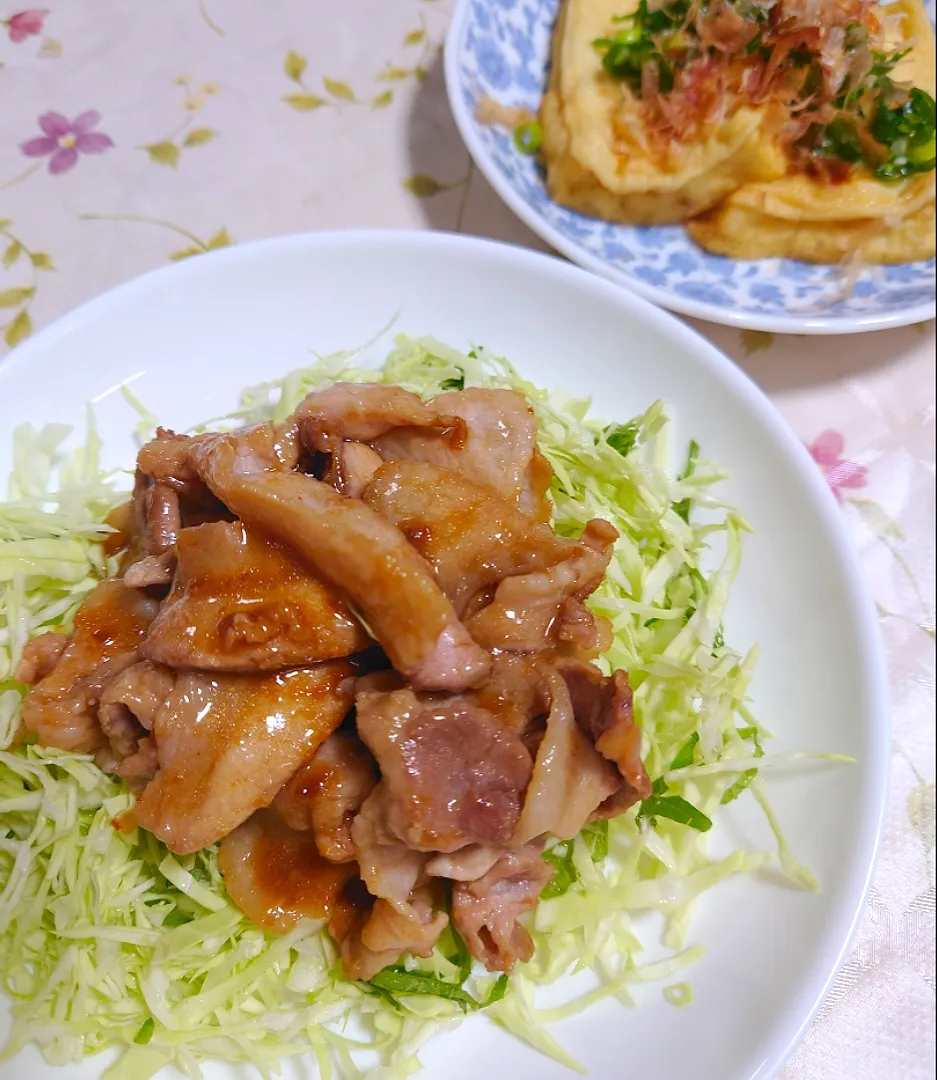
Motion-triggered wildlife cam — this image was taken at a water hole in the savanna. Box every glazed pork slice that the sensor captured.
[123,552,176,589]
[464,518,617,659]
[116,423,297,568]
[192,429,491,692]
[371,387,554,520]
[137,423,301,488]
[362,460,577,615]
[365,461,615,654]
[512,665,620,845]
[451,842,553,972]
[342,785,449,980]
[273,731,378,863]
[105,468,183,565]
[18,580,161,753]
[355,686,533,853]
[425,844,507,882]
[218,808,359,934]
[137,475,182,557]
[473,653,547,738]
[15,632,69,685]
[97,660,175,783]
[142,520,369,672]
[135,661,354,854]
[555,658,652,814]
[292,382,466,443]
[301,422,384,499]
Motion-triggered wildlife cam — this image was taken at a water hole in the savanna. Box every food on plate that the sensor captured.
[15,375,646,979]
[0,336,822,1078]
[535,0,936,263]
[541,0,788,225]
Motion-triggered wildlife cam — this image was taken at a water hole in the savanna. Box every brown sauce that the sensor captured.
[77,579,156,655]
[219,810,359,934]
[111,808,138,833]
[102,500,134,556]
[254,825,354,918]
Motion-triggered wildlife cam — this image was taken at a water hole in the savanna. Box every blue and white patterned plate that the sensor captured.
[444,0,937,334]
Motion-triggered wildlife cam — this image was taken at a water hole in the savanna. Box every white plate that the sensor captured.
[0,231,888,1080]
[444,0,937,334]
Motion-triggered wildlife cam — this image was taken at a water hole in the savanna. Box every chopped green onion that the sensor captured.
[133,1018,155,1045]
[721,768,758,804]
[449,928,474,985]
[581,820,610,863]
[669,732,699,771]
[641,794,713,832]
[606,420,639,457]
[513,121,542,155]
[722,724,765,803]
[872,88,937,180]
[542,840,579,899]
[366,967,507,1013]
[672,439,700,523]
[664,982,693,1006]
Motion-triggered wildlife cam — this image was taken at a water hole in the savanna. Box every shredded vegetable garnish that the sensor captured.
[0,334,839,1079]
[594,0,937,180]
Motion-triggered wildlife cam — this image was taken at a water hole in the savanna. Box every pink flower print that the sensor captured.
[806,430,869,503]
[20,111,114,174]
[4,9,47,42]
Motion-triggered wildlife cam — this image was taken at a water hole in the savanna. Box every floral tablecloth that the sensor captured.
[1,2,934,1077]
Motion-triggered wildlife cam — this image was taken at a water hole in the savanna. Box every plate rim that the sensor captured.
[443,0,936,336]
[0,228,891,1079]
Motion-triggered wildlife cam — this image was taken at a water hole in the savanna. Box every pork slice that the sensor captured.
[451,843,553,972]
[143,482,181,556]
[292,382,466,443]
[519,447,555,524]
[464,517,617,658]
[137,423,300,487]
[555,659,652,812]
[135,661,354,854]
[142,520,369,672]
[98,660,176,781]
[372,388,552,518]
[100,660,175,734]
[273,731,378,863]
[192,430,490,692]
[117,736,160,783]
[218,808,358,934]
[15,632,69,685]
[425,844,507,882]
[21,580,160,753]
[356,687,533,853]
[342,786,449,980]
[131,423,296,558]
[363,460,575,615]
[300,420,388,499]
[512,666,620,845]
[473,654,547,737]
[123,552,176,589]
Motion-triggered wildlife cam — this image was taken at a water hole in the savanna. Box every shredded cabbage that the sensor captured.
[0,334,833,1079]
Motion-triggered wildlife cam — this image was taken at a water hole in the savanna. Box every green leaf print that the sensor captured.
[323,77,356,101]
[5,309,32,348]
[183,127,218,147]
[283,93,326,111]
[404,174,446,197]
[284,50,308,83]
[145,141,181,168]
